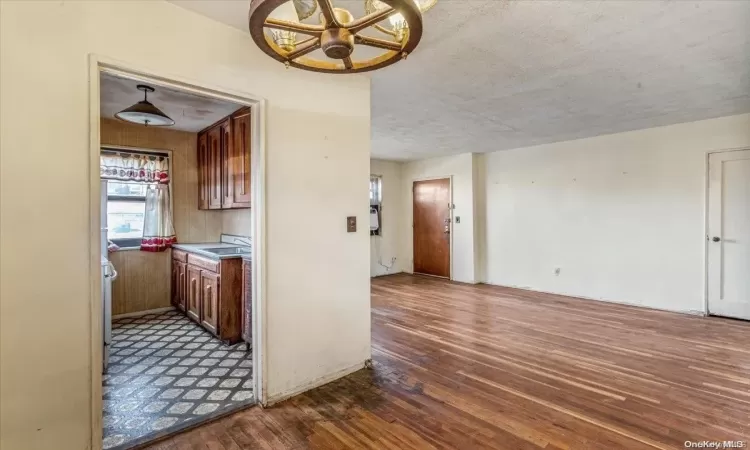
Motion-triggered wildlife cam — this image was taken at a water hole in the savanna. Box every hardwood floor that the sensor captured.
[146,274,750,449]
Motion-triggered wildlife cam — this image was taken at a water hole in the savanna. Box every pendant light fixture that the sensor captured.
[115,85,175,127]
[248,0,431,74]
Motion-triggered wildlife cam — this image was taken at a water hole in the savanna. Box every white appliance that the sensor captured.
[101,180,117,372]
[102,257,116,371]
[101,180,108,257]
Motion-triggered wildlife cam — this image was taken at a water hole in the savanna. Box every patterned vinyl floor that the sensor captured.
[103,309,254,450]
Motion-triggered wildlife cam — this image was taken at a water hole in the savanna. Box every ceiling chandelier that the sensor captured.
[248,0,437,74]
[115,85,175,127]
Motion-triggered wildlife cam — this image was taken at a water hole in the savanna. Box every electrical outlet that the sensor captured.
[554,267,561,276]
[347,216,357,233]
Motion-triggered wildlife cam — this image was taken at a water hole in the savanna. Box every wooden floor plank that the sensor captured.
[146,274,750,449]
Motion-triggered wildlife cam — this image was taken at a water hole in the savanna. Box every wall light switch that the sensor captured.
[455,216,461,223]
[347,216,357,233]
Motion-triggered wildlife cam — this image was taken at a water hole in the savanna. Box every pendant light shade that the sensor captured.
[115,85,175,127]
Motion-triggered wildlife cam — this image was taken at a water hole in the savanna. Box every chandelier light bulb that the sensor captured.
[369,0,435,41]
[388,11,406,28]
[269,1,300,52]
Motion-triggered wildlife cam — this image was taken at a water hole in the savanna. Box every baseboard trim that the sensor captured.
[403,270,480,285]
[371,270,403,278]
[112,306,175,319]
[484,281,706,316]
[264,361,366,407]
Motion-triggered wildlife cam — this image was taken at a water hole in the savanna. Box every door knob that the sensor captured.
[712,236,721,242]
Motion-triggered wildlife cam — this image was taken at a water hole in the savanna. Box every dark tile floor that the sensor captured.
[103,309,254,450]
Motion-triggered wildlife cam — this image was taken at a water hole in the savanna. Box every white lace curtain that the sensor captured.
[141,184,176,252]
[101,152,170,184]
[101,151,176,252]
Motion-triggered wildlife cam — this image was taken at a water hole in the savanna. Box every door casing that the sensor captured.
[88,54,268,450]
[704,147,750,318]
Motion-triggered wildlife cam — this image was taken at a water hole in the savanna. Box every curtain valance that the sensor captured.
[101,152,169,184]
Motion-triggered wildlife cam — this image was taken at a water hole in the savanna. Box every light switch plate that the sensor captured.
[455,216,461,223]
[347,216,357,233]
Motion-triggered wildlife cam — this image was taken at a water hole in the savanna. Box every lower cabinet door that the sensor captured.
[171,261,180,308]
[242,259,252,343]
[201,271,220,336]
[186,266,202,323]
[176,261,187,311]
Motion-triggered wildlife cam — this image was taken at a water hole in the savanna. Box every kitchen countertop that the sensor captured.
[172,243,251,260]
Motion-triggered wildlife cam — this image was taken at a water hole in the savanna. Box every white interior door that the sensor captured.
[707,149,750,320]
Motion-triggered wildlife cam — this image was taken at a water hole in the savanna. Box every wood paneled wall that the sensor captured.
[101,119,224,315]
[222,209,252,237]
[108,250,171,316]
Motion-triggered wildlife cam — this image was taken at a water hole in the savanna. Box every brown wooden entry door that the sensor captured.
[413,178,451,278]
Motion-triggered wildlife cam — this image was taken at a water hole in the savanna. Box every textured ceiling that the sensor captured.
[100,73,241,132]
[169,0,750,160]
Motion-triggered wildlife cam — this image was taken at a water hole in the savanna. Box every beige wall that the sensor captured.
[482,113,750,313]
[108,251,171,315]
[222,209,252,238]
[400,153,479,283]
[0,2,371,449]
[370,159,404,277]
[390,114,750,304]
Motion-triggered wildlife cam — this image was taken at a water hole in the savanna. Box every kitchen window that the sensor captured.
[101,148,174,250]
[107,182,148,248]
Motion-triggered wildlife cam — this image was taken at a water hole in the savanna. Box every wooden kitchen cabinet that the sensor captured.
[197,107,251,210]
[201,271,220,335]
[220,119,234,209]
[206,125,223,210]
[231,110,251,208]
[186,266,202,323]
[241,258,252,344]
[198,134,209,210]
[171,260,187,312]
[171,251,244,344]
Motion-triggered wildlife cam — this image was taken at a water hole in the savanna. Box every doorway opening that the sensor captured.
[91,60,265,450]
[412,178,452,278]
[706,148,750,321]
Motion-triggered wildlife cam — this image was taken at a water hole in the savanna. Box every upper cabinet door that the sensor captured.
[220,119,234,209]
[196,108,251,210]
[198,133,209,210]
[231,109,252,208]
[206,125,222,210]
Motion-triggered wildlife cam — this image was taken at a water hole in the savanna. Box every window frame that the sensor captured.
[106,184,148,249]
[102,146,171,249]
